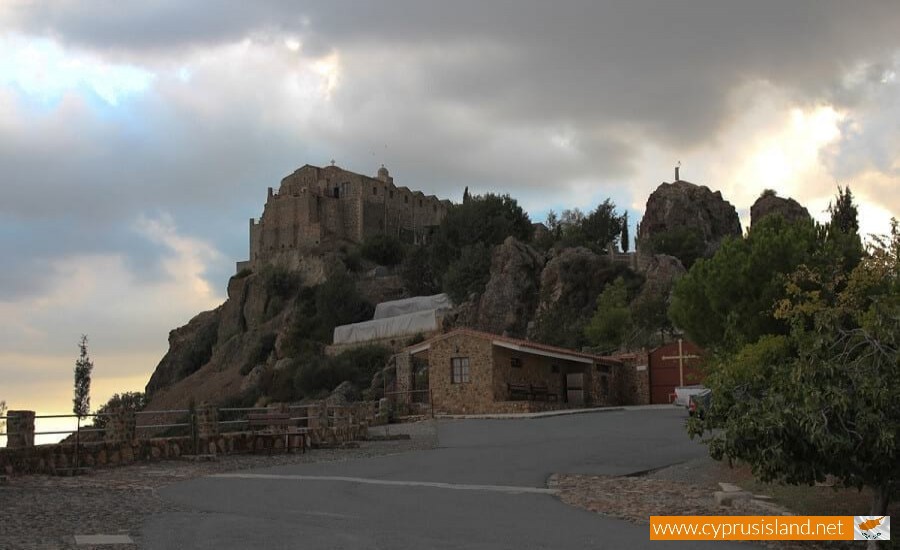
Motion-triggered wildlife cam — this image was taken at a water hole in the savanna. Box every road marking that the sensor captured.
[209,473,558,495]
[74,534,134,545]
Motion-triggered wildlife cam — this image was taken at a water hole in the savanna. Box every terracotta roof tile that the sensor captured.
[407,328,622,365]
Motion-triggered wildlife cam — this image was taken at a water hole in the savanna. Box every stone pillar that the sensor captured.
[306,402,328,430]
[195,405,219,440]
[395,353,412,395]
[6,410,35,449]
[378,397,391,422]
[395,353,412,415]
[103,409,136,444]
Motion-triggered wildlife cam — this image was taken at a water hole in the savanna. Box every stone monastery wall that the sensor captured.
[240,164,451,271]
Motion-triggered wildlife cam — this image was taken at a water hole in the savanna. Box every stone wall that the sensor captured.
[242,164,451,272]
[426,333,495,415]
[423,333,633,414]
[0,402,377,476]
[610,350,650,405]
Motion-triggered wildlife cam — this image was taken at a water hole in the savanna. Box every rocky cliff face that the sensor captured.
[638,180,742,256]
[527,246,637,348]
[453,237,545,337]
[750,192,810,226]
[143,270,301,411]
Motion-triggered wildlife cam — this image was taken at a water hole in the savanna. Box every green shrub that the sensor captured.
[280,273,373,357]
[289,345,391,400]
[260,265,302,298]
[641,226,706,269]
[360,234,406,266]
[443,243,492,303]
[92,392,147,428]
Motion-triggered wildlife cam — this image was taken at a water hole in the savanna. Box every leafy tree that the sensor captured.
[404,193,530,302]
[690,220,899,518]
[399,245,441,296]
[73,335,93,418]
[629,279,676,348]
[545,210,560,236]
[315,270,374,334]
[360,234,405,266]
[621,212,630,253]
[581,200,625,251]
[584,277,633,353]
[669,215,821,351]
[282,273,374,357]
[92,392,146,429]
[555,201,625,252]
[531,261,641,349]
[443,243,492,303]
[430,193,531,272]
[642,226,706,269]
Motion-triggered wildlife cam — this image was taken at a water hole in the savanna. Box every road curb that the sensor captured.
[435,407,625,420]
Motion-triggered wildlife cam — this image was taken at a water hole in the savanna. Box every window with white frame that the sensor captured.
[451,357,470,384]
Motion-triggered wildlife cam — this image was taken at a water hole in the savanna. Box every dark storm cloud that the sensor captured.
[1,0,899,302]
[10,1,900,146]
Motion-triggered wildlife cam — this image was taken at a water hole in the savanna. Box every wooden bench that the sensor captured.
[247,413,306,453]
[507,382,531,400]
[530,383,550,402]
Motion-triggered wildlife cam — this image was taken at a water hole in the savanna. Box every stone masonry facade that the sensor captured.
[238,163,452,272]
[412,330,633,415]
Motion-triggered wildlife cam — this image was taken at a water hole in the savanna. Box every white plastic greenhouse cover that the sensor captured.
[373,293,452,320]
[333,309,441,344]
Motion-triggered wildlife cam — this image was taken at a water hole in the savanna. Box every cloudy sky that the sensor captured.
[1,1,898,430]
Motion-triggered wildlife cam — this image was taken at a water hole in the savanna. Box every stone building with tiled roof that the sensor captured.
[393,328,647,415]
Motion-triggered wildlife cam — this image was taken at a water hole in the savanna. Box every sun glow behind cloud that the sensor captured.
[730,105,843,212]
[0,34,155,106]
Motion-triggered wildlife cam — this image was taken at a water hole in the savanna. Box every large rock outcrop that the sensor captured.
[143,270,301,411]
[145,308,222,395]
[638,180,742,257]
[454,237,545,337]
[527,247,634,347]
[750,192,810,227]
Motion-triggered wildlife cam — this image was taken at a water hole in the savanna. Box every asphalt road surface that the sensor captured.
[145,408,748,549]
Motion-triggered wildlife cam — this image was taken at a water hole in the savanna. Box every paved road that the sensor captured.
[145,408,745,549]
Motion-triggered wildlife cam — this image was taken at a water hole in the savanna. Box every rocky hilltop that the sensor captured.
[141,176,752,408]
[750,191,811,226]
[449,237,683,346]
[638,180,742,257]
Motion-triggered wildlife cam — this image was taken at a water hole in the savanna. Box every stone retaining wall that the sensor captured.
[1,402,376,476]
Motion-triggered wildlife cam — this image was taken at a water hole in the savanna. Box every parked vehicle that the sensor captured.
[673,385,707,407]
[688,389,712,419]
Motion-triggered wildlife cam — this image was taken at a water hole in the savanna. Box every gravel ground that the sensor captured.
[554,459,858,550]
[0,422,437,550]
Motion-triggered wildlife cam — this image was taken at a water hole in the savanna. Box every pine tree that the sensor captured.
[73,335,93,418]
[828,185,859,235]
[462,186,471,204]
[621,213,630,253]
